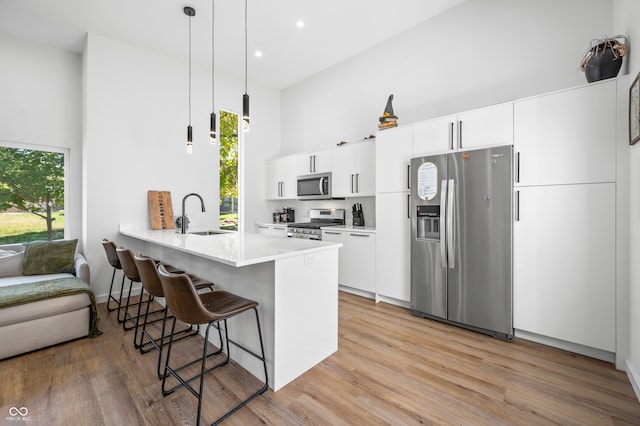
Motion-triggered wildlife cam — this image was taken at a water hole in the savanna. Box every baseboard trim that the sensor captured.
[626,359,640,402]
[515,329,615,363]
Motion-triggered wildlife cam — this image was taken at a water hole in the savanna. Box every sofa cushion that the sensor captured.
[0,250,24,278]
[22,239,78,276]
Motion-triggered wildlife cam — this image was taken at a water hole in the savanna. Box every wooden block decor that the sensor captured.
[148,191,175,230]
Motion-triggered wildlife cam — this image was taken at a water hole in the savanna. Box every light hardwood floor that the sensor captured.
[1,291,639,425]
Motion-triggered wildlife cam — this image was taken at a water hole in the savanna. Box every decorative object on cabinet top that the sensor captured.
[579,35,628,83]
[630,72,640,146]
[336,135,375,147]
[378,94,398,130]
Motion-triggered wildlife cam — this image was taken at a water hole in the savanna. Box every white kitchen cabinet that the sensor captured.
[456,102,513,151]
[322,229,376,294]
[298,148,332,175]
[375,192,411,302]
[376,126,413,193]
[255,223,288,238]
[513,183,615,352]
[514,80,616,186]
[321,230,347,285]
[265,155,297,200]
[413,114,458,156]
[332,141,375,198]
[412,103,512,156]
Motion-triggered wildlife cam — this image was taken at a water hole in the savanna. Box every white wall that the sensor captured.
[83,34,281,301]
[613,0,640,399]
[0,34,83,245]
[281,0,612,154]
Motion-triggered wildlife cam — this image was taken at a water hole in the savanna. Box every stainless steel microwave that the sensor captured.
[297,172,332,200]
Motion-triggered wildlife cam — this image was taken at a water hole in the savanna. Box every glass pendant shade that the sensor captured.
[187,125,193,154]
[210,112,217,143]
[242,93,250,131]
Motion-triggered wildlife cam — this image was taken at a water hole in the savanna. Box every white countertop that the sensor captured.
[119,225,342,267]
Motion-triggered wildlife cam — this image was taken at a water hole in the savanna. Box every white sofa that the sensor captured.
[0,242,95,360]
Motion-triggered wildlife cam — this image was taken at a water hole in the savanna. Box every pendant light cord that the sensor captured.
[211,0,216,110]
[244,0,248,94]
[188,13,192,125]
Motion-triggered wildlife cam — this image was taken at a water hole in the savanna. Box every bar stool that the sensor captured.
[158,265,268,426]
[101,239,127,319]
[133,253,216,379]
[116,247,166,332]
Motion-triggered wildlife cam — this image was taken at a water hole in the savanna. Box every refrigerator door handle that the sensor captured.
[447,178,455,269]
[440,179,448,268]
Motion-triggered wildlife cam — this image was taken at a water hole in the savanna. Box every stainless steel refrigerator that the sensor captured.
[410,146,513,341]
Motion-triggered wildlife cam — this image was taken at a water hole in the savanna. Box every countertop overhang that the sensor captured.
[119,225,342,267]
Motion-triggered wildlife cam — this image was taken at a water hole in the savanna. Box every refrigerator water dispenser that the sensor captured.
[416,205,440,240]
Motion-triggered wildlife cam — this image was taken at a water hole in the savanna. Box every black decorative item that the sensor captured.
[242,0,250,132]
[378,94,398,130]
[630,72,640,145]
[580,35,628,83]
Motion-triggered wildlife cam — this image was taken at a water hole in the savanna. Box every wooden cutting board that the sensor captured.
[148,191,175,230]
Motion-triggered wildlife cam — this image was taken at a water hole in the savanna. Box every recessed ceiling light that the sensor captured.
[296,20,305,29]
[254,51,262,58]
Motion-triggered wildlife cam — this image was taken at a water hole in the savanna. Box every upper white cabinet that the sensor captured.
[332,142,375,198]
[413,114,458,156]
[298,148,332,175]
[376,126,413,193]
[457,102,513,150]
[514,80,616,186]
[265,155,297,200]
[412,103,513,156]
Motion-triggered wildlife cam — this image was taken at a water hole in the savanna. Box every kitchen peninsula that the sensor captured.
[119,224,341,391]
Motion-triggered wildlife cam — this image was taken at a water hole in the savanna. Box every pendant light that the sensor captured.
[209,0,217,144]
[184,6,196,153]
[242,0,250,132]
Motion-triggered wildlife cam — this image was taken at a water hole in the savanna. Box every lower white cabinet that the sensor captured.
[513,183,615,352]
[322,229,376,293]
[375,192,410,302]
[255,223,288,238]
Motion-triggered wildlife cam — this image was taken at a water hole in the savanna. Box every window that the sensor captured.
[219,110,239,231]
[0,145,66,243]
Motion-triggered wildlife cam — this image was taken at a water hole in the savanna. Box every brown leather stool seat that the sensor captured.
[158,265,268,426]
[116,247,168,332]
[133,254,215,379]
[101,239,127,318]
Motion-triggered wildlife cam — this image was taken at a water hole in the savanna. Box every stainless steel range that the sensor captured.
[287,209,345,240]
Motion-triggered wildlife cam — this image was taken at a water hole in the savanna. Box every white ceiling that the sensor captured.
[0,0,467,89]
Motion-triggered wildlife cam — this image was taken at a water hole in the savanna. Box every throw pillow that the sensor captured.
[0,251,24,278]
[22,239,78,276]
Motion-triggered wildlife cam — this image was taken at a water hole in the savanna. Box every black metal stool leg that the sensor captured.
[106,268,121,312]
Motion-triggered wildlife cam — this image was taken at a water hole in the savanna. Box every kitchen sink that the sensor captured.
[188,230,228,236]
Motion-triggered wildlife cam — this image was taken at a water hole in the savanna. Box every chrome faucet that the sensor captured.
[180,193,206,234]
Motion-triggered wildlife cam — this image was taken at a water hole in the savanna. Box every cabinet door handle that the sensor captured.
[313,155,317,172]
[449,122,455,150]
[407,164,411,189]
[407,194,411,219]
[356,174,360,193]
[515,190,520,221]
[351,174,355,193]
[515,152,520,183]
[458,120,463,149]
[258,225,269,229]
[309,156,313,173]
[350,233,369,237]
[324,231,341,235]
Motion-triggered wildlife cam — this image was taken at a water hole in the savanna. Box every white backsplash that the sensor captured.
[261,197,375,226]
